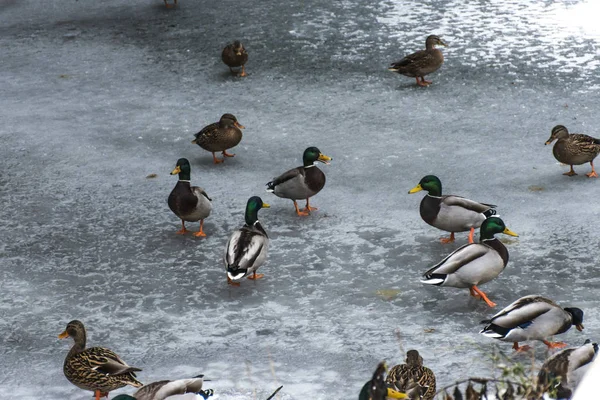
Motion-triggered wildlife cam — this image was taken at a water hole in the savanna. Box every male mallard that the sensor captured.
[545,125,600,177]
[112,376,213,400]
[59,320,143,400]
[191,114,245,164]
[168,158,212,237]
[222,41,248,77]
[266,147,332,216]
[480,295,585,352]
[163,0,177,8]
[224,196,270,286]
[388,35,447,87]
[537,340,598,399]
[386,350,436,400]
[421,217,518,308]
[408,175,497,244]
[358,361,408,400]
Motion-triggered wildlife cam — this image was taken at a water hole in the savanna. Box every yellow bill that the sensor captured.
[58,331,69,339]
[234,121,245,129]
[387,388,408,399]
[408,184,423,194]
[503,227,519,237]
[262,202,271,208]
[170,166,181,175]
[318,153,332,165]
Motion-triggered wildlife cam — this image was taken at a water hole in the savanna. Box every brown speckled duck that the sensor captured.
[266,147,332,216]
[545,125,600,177]
[222,41,248,77]
[388,35,447,87]
[168,158,212,236]
[59,320,143,400]
[191,114,245,164]
[386,350,436,400]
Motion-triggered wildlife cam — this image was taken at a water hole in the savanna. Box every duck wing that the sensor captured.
[423,243,489,277]
[442,195,496,213]
[266,167,303,191]
[84,347,142,376]
[135,377,205,400]
[483,296,557,328]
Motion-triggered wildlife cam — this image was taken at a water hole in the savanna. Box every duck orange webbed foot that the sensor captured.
[512,342,531,352]
[543,340,568,349]
[293,201,310,216]
[440,232,455,244]
[471,286,496,307]
[222,150,236,157]
[193,231,206,237]
[586,171,598,178]
[247,273,264,280]
[227,277,241,287]
[212,153,224,164]
[563,166,577,176]
[176,221,188,235]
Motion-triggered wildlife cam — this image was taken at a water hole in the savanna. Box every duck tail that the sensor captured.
[479,323,509,338]
[265,181,275,193]
[198,389,214,399]
[420,273,446,286]
[483,209,498,218]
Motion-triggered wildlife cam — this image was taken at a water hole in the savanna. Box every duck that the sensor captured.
[388,35,447,87]
[112,376,213,400]
[266,147,332,216]
[163,0,177,8]
[545,125,600,177]
[191,114,245,164]
[386,350,436,400]
[421,217,518,308]
[168,158,212,237]
[222,41,248,77]
[480,295,585,352]
[58,320,143,400]
[537,340,598,399]
[409,175,498,244]
[224,196,270,286]
[358,361,408,400]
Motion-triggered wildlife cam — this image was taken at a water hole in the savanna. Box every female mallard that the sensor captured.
[266,147,332,216]
[112,376,213,400]
[421,217,518,308]
[408,175,497,244]
[388,35,447,87]
[191,114,245,164]
[222,41,248,77]
[480,295,585,352]
[358,362,408,400]
[386,350,436,400]
[224,196,270,286]
[537,340,598,399]
[59,320,143,400]
[168,158,212,237]
[545,125,600,177]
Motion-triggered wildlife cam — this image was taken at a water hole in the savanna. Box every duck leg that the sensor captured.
[176,220,188,235]
[586,161,598,178]
[471,285,496,307]
[421,76,432,84]
[301,197,319,213]
[543,340,568,349]
[468,227,475,244]
[293,200,310,216]
[563,165,577,176]
[163,0,175,8]
[415,77,429,87]
[227,276,241,287]
[512,342,531,352]
[469,287,481,299]
[240,64,247,77]
[440,232,455,244]
[247,271,265,280]
[212,152,224,164]
[193,220,207,237]
[222,150,236,157]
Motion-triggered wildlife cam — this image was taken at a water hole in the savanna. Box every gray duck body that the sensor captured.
[268,165,326,200]
[168,181,212,222]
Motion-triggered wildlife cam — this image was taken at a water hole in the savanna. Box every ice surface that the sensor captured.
[1,0,599,399]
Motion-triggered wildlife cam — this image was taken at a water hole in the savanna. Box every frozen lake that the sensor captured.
[1,0,599,398]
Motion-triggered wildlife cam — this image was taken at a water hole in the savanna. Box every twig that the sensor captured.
[266,385,283,400]
[267,349,281,399]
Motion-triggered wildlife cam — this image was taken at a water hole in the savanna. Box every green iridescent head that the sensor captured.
[245,196,270,226]
[170,158,192,181]
[480,217,518,241]
[302,147,332,167]
[408,175,442,197]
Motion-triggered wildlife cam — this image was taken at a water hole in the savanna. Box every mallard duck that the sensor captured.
[168,158,212,237]
[545,125,600,177]
[222,41,248,77]
[537,340,598,399]
[112,376,213,400]
[421,217,518,308]
[224,196,270,286]
[359,361,408,400]
[386,350,436,400]
[266,147,332,216]
[480,295,585,352]
[163,0,177,8]
[191,114,245,164]
[388,35,447,87]
[59,320,143,400]
[408,175,497,244]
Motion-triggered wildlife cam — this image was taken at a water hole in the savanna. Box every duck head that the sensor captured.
[425,35,447,50]
[545,125,569,145]
[480,217,518,240]
[565,307,584,331]
[170,158,192,181]
[219,113,245,130]
[409,175,442,197]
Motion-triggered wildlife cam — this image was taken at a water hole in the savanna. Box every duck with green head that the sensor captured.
[545,125,600,177]
[266,147,332,216]
[168,158,212,237]
[421,217,518,308]
[409,175,497,244]
[359,362,408,400]
[388,35,447,87]
[224,196,270,286]
[112,376,213,400]
[191,114,245,164]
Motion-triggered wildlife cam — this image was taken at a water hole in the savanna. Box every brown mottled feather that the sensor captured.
[192,119,243,153]
[222,41,248,68]
[386,350,436,400]
[389,35,446,79]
